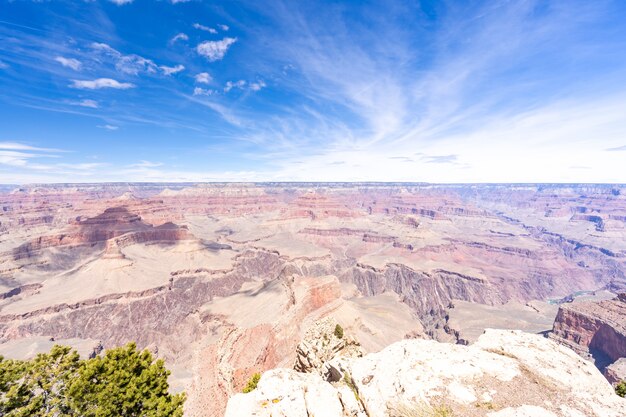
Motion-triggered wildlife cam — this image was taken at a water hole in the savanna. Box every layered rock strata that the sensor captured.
[549,294,626,363]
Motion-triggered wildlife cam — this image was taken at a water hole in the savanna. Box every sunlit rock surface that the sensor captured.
[225,329,626,417]
[0,183,624,415]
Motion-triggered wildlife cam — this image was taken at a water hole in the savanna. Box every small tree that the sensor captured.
[334,324,344,339]
[616,380,626,398]
[67,342,185,417]
[0,345,80,417]
[242,373,261,393]
[0,355,30,415]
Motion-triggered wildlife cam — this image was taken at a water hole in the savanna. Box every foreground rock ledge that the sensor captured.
[224,329,626,417]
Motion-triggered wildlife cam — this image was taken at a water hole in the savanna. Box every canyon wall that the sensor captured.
[0,183,624,415]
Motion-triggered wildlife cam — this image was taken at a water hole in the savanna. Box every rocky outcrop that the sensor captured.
[549,294,626,368]
[9,207,193,261]
[605,358,626,385]
[225,329,626,417]
[293,317,362,378]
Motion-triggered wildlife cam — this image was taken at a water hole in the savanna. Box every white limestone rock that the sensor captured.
[224,329,626,417]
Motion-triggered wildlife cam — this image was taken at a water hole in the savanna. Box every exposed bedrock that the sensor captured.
[549,294,626,374]
[0,250,284,347]
[8,207,194,261]
[225,329,626,417]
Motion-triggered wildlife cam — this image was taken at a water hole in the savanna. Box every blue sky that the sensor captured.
[1,0,625,183]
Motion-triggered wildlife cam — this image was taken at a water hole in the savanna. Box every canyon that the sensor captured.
[0,183,624,416]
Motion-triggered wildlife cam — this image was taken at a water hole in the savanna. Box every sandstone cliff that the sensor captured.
[224,329,626,417]
[549,294,626,359]
[549,293,626,384]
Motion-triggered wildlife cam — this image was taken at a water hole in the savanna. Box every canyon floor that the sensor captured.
[0,183,624,416]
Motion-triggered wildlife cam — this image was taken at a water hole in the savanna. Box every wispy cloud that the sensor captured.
[0,142,63,168]
[129,160,163,168]
[193,23,217,34]
[70,78,135,89]
[0,142,63,152]
[0,60,8,69]
[170,33,189,44]
[54,56,82,71]
[224,80,246,92]
[219,24,229,31]
[422,154,458,164]
[249,80,266,91]
[3,0,626,183]
[160,64,185,75]
[91,42,158,75]
[109,0,133,5]
[68,99,99,108]
[193,87,216,96]
[196,38,237,61]
[195,72,212,84]
[97,124,119,130]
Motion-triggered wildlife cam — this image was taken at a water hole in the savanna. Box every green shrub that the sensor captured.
[0,343,185,417]
[616,380,626,398]
[334,324,344,339]
[243,373,261,393]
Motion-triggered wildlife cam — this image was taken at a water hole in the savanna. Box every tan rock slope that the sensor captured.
[225,329,626,417]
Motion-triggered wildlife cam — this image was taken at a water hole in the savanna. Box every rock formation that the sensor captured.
[0,183,625,415]
[549,293,626,382]
[605,358,626,385]
[225,329,626,417]
[293,317,363,379]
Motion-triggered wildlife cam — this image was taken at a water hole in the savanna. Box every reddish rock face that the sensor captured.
[550,294,626,373]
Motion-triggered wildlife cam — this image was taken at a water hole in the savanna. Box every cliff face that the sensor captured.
[549,294,626,374]
[224,329,626,417]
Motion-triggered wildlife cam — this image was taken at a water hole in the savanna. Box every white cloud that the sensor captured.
[0,142,63,152]
[193,23,217,34]
[97,124,119,130]
[160,64,185,75]
[0,60,8,69]
[195,72,212,84]
[54,56,82,71]
[68,99,99,108]
[130,160,163,168]
[171,0,190,3]
[70,78,135,90]
[196,38,237,61]
[193,87,216,96]
[0,151,35,167]
[91,43,157,75]
[0,143,64,169]
[249,80,266,91]
[219,24,229,31]
[57,162,107,170]
[170,33,189,43]
[109,0,133,5]
[224,80,246,92]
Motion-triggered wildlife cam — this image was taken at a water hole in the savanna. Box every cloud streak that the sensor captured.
[70,78,135,89]
[54,56,82,70]
[160,64,185,75]
[193,23,217,34]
